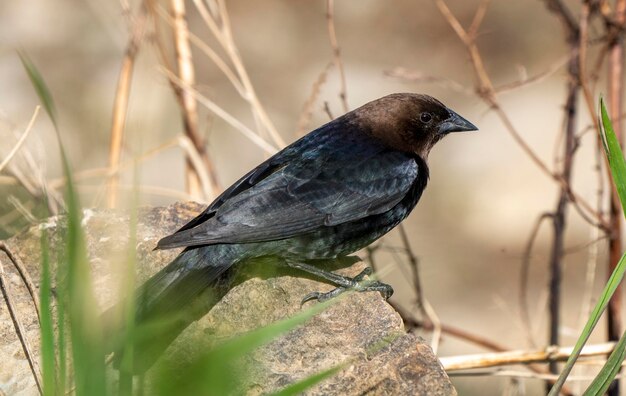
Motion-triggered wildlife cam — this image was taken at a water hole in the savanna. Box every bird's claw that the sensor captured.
[300,267,393,305]
[353,267,372,281]
[301,287,347,305]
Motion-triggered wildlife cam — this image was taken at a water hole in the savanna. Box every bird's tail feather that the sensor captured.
[103,247,234,373]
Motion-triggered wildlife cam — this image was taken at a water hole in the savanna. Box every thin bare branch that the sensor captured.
[177,135,213,201]
[494,56,570,94]
[468,0,491,39]
[154,4,245,96]
[326,0,349,113]
[434,0,608,230]
[0,253,42,395]
[192,0,286,148]
[296,62,333,136]
[161,67,279,154]
[441,342,616,371]
[385,67,474,95]
[543,0,580,37]
[170,0,219,200]
[0,242,40,320]
[519,213,552,349]
[106,5,147,209]
[323,101,334,120]
[0,107,40,173]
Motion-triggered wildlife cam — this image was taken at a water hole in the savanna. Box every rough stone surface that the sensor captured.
[0,202,456,395]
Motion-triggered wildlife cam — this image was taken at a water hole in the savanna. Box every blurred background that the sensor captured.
[0,0,621,394]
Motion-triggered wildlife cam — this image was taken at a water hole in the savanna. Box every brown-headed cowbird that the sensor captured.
[108,93,476,372]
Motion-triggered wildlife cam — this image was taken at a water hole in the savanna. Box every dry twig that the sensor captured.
[0,249,42,395]
[441,342,616,371]
[296,62,333,136]
[106,5,147,208]
[326,0,349,113]
[433,0,607,230]
[162,67,278,154]
[0,107,40,173]
[169,0,220,200]
[192,0,286,148]
[0,242,40,318]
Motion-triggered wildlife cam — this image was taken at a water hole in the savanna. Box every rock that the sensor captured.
[0,202,456,395]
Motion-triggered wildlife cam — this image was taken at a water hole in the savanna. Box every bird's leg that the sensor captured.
[285,260,394,304]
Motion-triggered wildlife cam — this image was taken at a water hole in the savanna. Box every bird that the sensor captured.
[106,93,477,373]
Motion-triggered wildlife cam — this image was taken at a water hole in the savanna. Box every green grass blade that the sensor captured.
[269,365,344,396]
[39,231,56,395]
[20,52,107,396]
[118,166,140,395]
[579,99,626,394]
[583,324,626,395]
[56,250,66,395]
[157,299,335,395]
[61,103,107,396]
[18,52,58,129]
[600,97,626,213]
[209,299,331,361]
[549,99,626,395]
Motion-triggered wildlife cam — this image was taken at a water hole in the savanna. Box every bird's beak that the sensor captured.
[439,110,478,134]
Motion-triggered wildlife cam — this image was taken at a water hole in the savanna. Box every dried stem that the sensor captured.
[547,42,580,376]
[0,106,40,173]
[397,223,442,352]
[0,252,42,395]
[176,135,214,200]
[389,300,573,395]
[326,0,349,113]
[192,0,286,148]
[162,67,278,154]
[106,5,147,208]
[0,242,40,319]
[441,342,616,371]
[387,298,504,352]
[296,62,333,136]
[434,0,607,231]
[520,213,552,349]
[170,0,219,200]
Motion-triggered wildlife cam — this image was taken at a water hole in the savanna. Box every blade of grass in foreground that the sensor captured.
[580,99,626,395]
[269,365,344,396]
[118,167,139,395]
[156,298,342,395]
[20,51,107,396]
[549,99,626,395]
[39,231,55,395]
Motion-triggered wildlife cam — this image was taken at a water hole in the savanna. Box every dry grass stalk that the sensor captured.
[296,62,333,136]
[0,246,42,395]
[106,5,147,209]
[191,0,286,148]
[176,135,213,200]
[170,0,219,201]
[0,107,40,173]
[0,242,40,319]
[326,0,349,113]
[441,342,616,371]
[162,67,278,154]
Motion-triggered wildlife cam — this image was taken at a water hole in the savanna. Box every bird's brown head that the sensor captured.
[351,93,477,159]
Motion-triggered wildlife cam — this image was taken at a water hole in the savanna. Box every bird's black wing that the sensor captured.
[158,127,419,249]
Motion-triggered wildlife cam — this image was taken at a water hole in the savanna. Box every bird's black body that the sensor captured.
[107,93,476,372]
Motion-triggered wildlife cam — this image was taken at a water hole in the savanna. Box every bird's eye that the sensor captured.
[420,112,432,123]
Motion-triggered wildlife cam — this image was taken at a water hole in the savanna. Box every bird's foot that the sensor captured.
[300,267,394,304]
